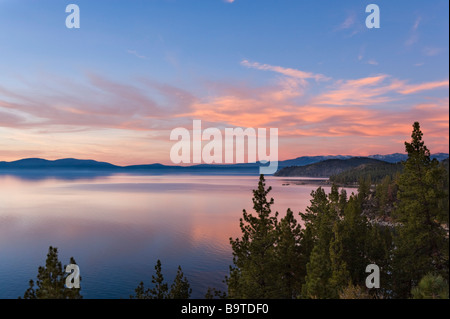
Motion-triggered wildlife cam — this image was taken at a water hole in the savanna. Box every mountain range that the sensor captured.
[0,153,448,176]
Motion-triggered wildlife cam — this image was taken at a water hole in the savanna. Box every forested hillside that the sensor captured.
[274,157,386,177]
[329,162,403,185]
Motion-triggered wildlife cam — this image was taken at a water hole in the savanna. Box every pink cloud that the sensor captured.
[0,62,448,164]
[312,75,405,106]
[241,60,331,82]
[398,79,449,95]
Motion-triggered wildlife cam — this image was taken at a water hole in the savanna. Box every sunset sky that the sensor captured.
[0,0,448,165]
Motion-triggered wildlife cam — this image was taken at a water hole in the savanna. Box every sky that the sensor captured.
[0,0,448,165]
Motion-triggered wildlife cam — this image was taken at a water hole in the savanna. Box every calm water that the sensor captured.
[0,173,344,299]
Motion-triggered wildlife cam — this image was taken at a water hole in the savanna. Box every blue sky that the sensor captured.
[0,0,448,164]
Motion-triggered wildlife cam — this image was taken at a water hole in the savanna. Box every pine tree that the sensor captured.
[301,186,340,298]
[227,174,280,298]
[339,283,372,299]
[21,246,82,299]
[300,184,390,298]
[131,260,191,299]
[411,273,449,299]
[170,266,192,299]
[375,175,398,218]
[300,187,330,241]
[392,122,449,298]
[299,187,331,274]
[276,208,303,298]
[205,287,227,299]
[149,259,169,299]
[131,259,169,299]
[340,195,370,284]
[301,243,333,298]
[131,281,149,299]
[328,222,351,296]
[366,224,393,298]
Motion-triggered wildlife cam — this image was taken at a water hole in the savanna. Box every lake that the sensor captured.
[0,173,348,299]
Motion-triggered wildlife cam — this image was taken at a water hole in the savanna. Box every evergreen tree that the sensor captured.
[170,266,192,299]
[131,260,192,299]
[300,183,393,298]
[21,246,82,299]
[149,259,169,299]
[339,283,372,299]
[328,222,351,295]
[301,243,333,298]
[366,224,393,298]
[276,208,303,298]
[375,175,395,216]
[131,281,149,299]
[339,195,370,284]
[357,176,372,203]
[301,186,340,298]
[299,187,332,271]
[411,273,449,299]
[227,174,280,298]
[392,122,449,298]
[338,189,348,217]
[205,287,227,299]
[131,259,170,299]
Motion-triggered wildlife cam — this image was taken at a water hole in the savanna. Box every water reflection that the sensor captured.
[0,170,116,182]
[0,173,339,299]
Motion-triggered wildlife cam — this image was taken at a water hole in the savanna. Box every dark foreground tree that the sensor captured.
[301,186,341,299]
[301,183,392,299]
[21,246,82,299]
[227,174,304,299]
[131,260,191,299]
[338,283,372,299]
[392,122,449,298]
[205,287,227,299]
[226,174,280,298]
[221,122,447,299]
[170,266,192,299]
[276,208,303,298]
[411,273,449,299]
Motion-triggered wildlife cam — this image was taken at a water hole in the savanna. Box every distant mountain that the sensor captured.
[0,158,118,170]
[274,157,389,177]
[1,153,448,176]
[0,158,262,175]
[368,153,449,163]
[277,155,353,168]
[0,156,355,173]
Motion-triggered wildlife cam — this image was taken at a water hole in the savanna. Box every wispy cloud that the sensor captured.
[422,47,443,57]
[127,50,147,59]
[405,16,422,46]
[0,72,196,132]
[241,60,331,82]
[334,12,362,37]
[412,16,422,31]
[312,75,401,106]
[336,13,356,31]
[398,79,449,95]
[182,61,449,149]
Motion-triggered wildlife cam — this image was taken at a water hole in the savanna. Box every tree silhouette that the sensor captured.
[21,246,82,299]
[130,260,191,299]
